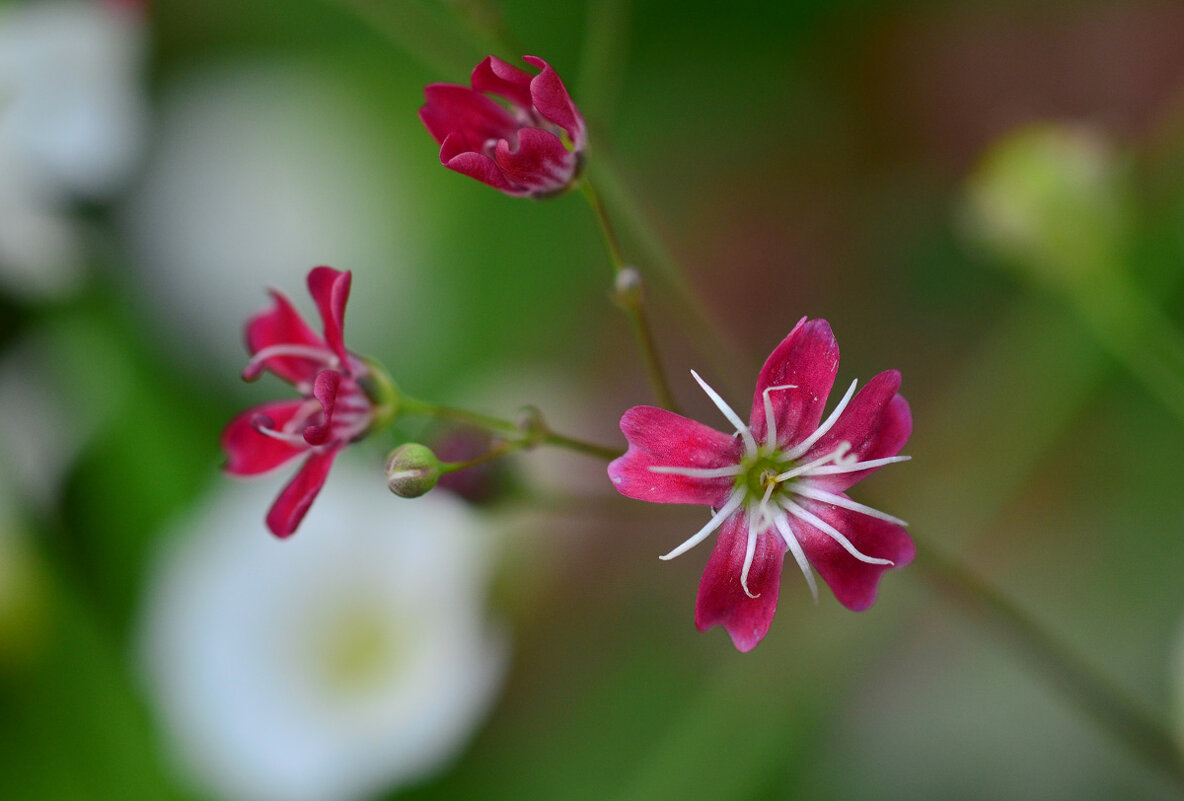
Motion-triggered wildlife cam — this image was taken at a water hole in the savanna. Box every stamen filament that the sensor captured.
[243,344,339,380]
[761,384,796,450]
[659,488,745,561]
[774,514,818,602]
[790,484,908,526]
[690,370,757,458]
[251,422,310,447]
[785,378,858,460]
[648,464,744,479]
[804,454,911,476]
[774,444,853,482]
[781,499,893,565]
[758,481,777,530]
[740,512,761,599]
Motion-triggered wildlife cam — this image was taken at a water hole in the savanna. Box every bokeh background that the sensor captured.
[3,0,1184,799]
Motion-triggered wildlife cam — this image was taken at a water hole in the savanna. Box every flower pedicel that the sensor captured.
[609,318,913,651]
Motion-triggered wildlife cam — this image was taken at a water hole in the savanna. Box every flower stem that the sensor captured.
[580,178,680,412]
[912,538,1184,792]
[399,394,623,461]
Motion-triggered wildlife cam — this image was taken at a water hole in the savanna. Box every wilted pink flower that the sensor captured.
[608,318,913,652]
[419,55,586,197]
[222,267,380,538]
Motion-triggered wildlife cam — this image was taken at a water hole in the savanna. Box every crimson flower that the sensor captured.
[222,267,383,538]
[419,55,586,197]
[608,318,913,652]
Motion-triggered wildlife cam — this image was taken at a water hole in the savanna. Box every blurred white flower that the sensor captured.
[0,0,148,298]
[139,460,508,801]
[121,60,450,382]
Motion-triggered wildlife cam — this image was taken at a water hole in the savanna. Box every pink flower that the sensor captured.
[608,318,914,652]
[419,55,586,197]
[221,267,381,538]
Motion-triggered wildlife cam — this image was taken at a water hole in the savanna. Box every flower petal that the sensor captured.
[221,400,307,476]
[805,372,911,492]
[694,514,786,652]
[306,266,351,366]
[302,369,341,446]
[795,499,914,611]
[265,447,339,538]
[523,55,586,148]
[609,406,743,506]
[440,136,527,195]
[749,317,840,450]
[420,83,518,145]
[470,55,534,111]
[244,290,325,385]
[494,128,578,196]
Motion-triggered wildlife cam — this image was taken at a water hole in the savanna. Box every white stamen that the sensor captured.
[251,423,309,447]
[790,484,908,527]
[740,512,761,599]
[774,442,853,482]
[758,479,777,530]
[782,499,893,565]
[244,344,339,376]
[659,488,745,561]
[804,454,911,476]
[690,370,757,458]
[648,464,744,479]
[761,384,796,450]
[774,514,818,602]
[785,378,858,460]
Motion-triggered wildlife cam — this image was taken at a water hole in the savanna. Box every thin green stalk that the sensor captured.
[400,394,622,461]
[913,539,1184,792]
[581,178,680,412]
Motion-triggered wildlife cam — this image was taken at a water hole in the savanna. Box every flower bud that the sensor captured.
[963,123,1130,290]
[384,444,441,498]
[612,267,645,310]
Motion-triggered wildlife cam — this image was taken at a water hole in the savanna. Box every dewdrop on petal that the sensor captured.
[386,443,442,498]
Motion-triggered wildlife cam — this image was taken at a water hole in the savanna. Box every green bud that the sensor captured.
[612,267,645,310]
[963,123,1130,290]
[384,444,441,498]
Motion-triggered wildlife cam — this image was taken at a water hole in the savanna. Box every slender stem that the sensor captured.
[913,539,1184,791]
[400,394,623,461]
[581,179,680,412]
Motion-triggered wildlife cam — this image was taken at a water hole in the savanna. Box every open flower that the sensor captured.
[608,318,913,652]
[222,267,387,538]
[419,55,586,197]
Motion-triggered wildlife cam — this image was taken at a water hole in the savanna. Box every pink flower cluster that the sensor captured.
[223,56,914,653]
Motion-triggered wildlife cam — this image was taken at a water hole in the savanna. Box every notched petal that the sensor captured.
[608,406,743,506]
[265,448,340,538]
[306,267,351,366]
[750,317,840,449]
[695,516,787,652]
[523,55,586,148]
[470,55,534,110]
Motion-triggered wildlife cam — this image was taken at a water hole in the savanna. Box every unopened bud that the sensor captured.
[384,443,441,498]
[514,405,545,446]
[612,266,645,310]
[963,123,1128,289]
